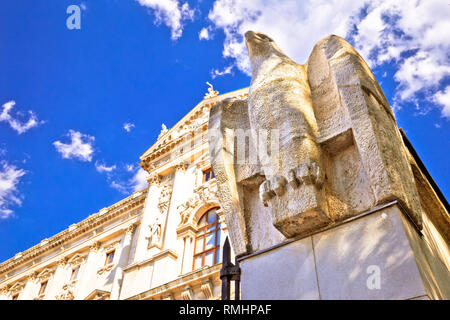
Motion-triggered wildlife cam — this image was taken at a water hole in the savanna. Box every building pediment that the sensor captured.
[139,88,248,174]
[84,289,111,300]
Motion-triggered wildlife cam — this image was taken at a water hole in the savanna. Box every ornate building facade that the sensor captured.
[0,87,248,300]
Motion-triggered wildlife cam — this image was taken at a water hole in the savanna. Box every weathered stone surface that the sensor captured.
[209,31,425,256]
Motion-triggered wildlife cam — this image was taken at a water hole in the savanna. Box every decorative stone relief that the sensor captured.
[56,284,75,300]
[158,184,173,213]
[177,182,218,226]
[146,218,162,249]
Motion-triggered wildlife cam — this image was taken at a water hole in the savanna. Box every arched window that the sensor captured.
[193,208,221,270]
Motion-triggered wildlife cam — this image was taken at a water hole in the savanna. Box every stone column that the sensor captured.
[163,163,190,251]
[110,223,137,300]
[46,258,69,300]
[182,235,195,274]
[133,178,161,262]
[20,272,38,300]
[76,241,101,299]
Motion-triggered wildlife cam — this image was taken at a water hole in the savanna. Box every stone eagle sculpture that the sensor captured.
[209,31,424,256]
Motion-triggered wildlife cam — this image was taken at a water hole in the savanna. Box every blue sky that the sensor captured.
[0,0,448,262]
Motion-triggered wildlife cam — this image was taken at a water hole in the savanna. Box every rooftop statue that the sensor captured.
[204,82,219,99]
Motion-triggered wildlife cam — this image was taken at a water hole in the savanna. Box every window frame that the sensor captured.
[202,167,215,183]
[38,280,48,296]
[192,208,221,270]
[104,250,115,266]
[70,266,80,281]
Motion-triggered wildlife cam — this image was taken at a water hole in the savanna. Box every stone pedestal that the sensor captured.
[240,203,428,300]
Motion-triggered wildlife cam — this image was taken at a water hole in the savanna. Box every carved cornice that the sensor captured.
[177,181,219,227]
[0,189,147,276]
[139,88,249,173]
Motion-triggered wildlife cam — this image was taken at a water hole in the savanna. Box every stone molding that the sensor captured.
[0,189,146,275]
[123,249,178,272]
[125,264,221,300]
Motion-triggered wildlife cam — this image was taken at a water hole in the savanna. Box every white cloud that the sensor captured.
[129,168,150,191]
[206,0,450,118]
[123,122,135,132]
[95,161,117,173]
[0,101,44,134]
[199,27,212,40]
[53,130,95,162]
[434,86,450,119]
[0,161,26,219]
[110,167,149,194]
[136,0,195,40]
[211,65,233,79]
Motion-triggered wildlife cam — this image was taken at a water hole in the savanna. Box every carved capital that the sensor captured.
[147,174,161,186]
[89,241,101,252]
[125,223,137,236]
[174,163,187,172]
[57,257,68,268]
